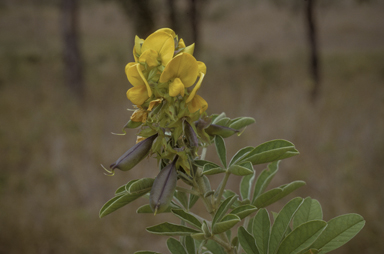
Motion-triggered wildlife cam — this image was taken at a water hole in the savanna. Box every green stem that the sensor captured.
[200,147,207,160]
[211,235,236,254]
[175,186,199,196]
[215,171,231,208]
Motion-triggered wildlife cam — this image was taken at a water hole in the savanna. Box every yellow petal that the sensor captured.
[155,28,176,38]
[136,136,146,143]
[169,78,185,97]
[159,53,198,88]
[187,94,208,114]
[186,73,205,103]
[125,63,152,97]
[197,61,207,75]
[183,43,195,55]
[142,31,174,66]
[148,98,163,111]
[178,38,186,48]
[134,35,144,55]
[139,49,159,67]
[126,85,149,106]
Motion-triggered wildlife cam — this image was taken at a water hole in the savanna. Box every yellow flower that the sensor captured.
[141,31,175,66]
[186,73,208,114]
[148,98,163,111]
[125,62,152,105]
[139,49,159,67]
[133,35,144,62]
[159,53,199,97]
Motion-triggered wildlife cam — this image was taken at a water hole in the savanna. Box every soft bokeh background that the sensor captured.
[1,0,383,253]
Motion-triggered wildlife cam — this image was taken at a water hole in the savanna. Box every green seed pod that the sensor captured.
[149,157,178,214]
[205,124,239,138]
[110,134,158,172]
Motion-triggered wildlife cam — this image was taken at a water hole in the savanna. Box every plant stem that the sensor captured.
[215,171,231,208]
[175,186,199,195]
[212,235,236,254]
[201,147,207,160]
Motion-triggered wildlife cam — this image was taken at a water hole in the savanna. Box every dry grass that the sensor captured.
[0,1,383,253]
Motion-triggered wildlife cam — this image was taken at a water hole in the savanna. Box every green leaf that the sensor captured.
[214,135,227,168]
[171,209,202,229]
[125,179,139,192]
[238,226,260,254]
[193,160,220,168]
[136,203,177,214]
[134,251,162,254]
[212,112,226,124]
[99,191,148,218]
[202,163,226,175]
[243,140,299,165]
[240,169,256,200]
[229,146,254,166]
[252,161,279,202]
[299,249,319,254]
[125,119,142,129]
[228,117,256,130]
[174,191,189,209]
[146,222,200,236]
[115,184,127,196]
[230,205,258,220]
[215,116,231,126]
[253,181,306,208]
[167,238,188,254]
[129,178,154,194]
[293,197,323,229]
[269,197,304,254]
[212,214,241,234]
[205,240,227,254]
[212,195,238,226]
[252,208,270,254]
[191,233,206,240]
[276,220,327,254]
[310,214,365,254]
[184,236,196,254]
[189,194,199,209]
[229,161,254,176]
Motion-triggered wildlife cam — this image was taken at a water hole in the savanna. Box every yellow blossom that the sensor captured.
[187,94,208,114]
[141,31,175,66]
[148,98,163,111]
[125,62,152,105]
[159,53,199,97]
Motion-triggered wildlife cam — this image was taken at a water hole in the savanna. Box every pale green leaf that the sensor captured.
[269,197,304,254]
[189,194,199,209]
[136,203,177,214]
[202,163,226,175]
[240,168,256,200]
[293,197,323,229]
[205,240,227,254]
[253,181,306,208]
[174,190,189,209]
[311,214,365,254]
[171,209,202,229]
[230,205,258,220]
[214,135,227,168]
[193,160,220,168]
[146,222,200,236]
[238,226,260,254]
[167,238,188,254]
[212,214,241,234]
[212,112,226,124]
[129,178,154,194]
[252,208,270,254]
[99,191,148,218]
[184,236,196,254]
[212,195,238,226]
[134,251,162,254]
[215,116,231,126]
[252,161,279,202]
[229,117,256,130]
[229,146,254,166]
[276,220,327,254]
[243,140,299,165]
[229,161,254,176]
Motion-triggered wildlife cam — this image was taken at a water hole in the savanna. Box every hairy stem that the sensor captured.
[215,171,231,208]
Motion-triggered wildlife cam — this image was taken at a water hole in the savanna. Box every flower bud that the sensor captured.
[205,124,239,138]
[110,134,158,172]
[149,157,178,215]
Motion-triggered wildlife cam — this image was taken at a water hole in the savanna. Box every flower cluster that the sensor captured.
[126,28,208,123]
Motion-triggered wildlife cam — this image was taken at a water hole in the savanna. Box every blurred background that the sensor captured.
[1,0,383,253]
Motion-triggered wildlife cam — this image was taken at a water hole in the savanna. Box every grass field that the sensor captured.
[1,0,383,253]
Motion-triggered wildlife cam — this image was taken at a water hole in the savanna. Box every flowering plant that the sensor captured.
[100,28,364,254]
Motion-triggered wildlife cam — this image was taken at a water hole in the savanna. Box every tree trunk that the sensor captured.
[61,0,84,100]
[305,0,320,102]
